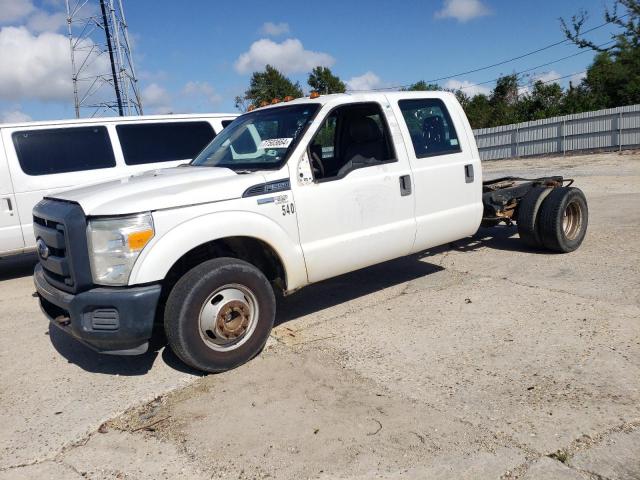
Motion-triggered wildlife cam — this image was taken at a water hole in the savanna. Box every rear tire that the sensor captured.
[517,187,552,248]
[165,258,276,373]
[538,187,588,253]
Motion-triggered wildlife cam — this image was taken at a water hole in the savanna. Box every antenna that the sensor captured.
[65,0,143,117]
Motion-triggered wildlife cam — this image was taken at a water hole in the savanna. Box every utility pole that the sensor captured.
[65,0,143,117]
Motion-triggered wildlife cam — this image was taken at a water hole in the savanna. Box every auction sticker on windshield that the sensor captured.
[260,138,293,149]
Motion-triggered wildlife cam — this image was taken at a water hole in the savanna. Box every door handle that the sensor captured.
[2,197,14,215]
[399,175,412,196]
[464,164,474,183]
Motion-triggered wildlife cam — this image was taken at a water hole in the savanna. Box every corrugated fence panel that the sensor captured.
[473,104,640,160]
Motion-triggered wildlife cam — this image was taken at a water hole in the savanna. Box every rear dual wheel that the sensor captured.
[517,186,588,253]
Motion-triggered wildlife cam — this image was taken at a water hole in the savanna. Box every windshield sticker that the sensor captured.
[260,138,293,149]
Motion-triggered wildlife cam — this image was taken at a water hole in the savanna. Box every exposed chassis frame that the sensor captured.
[482,176,575,225]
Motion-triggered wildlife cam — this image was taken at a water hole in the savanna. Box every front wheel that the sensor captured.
[165,258,276,373]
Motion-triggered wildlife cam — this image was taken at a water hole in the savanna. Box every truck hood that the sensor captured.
[49,166,266,216]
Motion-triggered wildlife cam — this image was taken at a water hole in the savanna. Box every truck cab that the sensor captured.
[33,92,586,373]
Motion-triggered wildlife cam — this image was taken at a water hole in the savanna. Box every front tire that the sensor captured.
[165,258,276,373]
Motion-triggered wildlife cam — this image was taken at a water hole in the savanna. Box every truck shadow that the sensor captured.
[449,226,552,255]
[0,253,38,281]
[276,255,444,326]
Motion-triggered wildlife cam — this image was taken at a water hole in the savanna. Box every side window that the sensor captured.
[12,126,116,176]
[309,103,395,181]
[117,121,215,165]
[398,99,461,158]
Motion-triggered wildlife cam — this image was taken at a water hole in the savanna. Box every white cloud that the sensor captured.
[26,10,66,33]
[0,0,35,23]
[260,22,289,37]
[142,83,172,114]
[444,79,490,97]
[182,81,221,105]
[0,108,32,123]
[346,71,382,91]
[435,0,490,22]
[234,38,334,74]
[532,70,561,84]
[0,27,72,101]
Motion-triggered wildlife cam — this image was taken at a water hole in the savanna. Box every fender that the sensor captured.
[128,209,308,291]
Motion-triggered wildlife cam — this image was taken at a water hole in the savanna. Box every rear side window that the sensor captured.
[116,121,215,165]
[398,99,461,157]
[12,126,116,176]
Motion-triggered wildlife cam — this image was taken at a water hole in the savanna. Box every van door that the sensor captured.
[291,101,416,283]
[0,134,24,255]
[389,95,483,252]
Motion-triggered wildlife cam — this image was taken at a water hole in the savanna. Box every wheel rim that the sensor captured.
[198,284,259,352]
[562,200,582,240]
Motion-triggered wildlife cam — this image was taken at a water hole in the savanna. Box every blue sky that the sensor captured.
[0,0,622,122]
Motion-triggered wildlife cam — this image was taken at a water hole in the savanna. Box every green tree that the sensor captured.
[464,94,492,129]
[401,80,441,91]
[488,74,522,126]
[519,81,565,120]
[307,66,346,94]
[561,0,640,108]
[234,65,303,111]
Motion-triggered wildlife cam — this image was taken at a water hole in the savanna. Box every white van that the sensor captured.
[0,113,237,257]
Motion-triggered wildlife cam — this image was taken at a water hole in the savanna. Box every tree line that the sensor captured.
[234,0,640,129]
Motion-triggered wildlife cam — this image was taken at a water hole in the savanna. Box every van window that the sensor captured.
[221,120,234,128]
[12,126,116,176]
[398,99,461,157]
[117,121,215,165]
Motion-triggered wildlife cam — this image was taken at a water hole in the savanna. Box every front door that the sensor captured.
[0,136,24,255]
[291,101,416,283]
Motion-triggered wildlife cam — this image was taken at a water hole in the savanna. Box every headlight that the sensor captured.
[87,213,154,286]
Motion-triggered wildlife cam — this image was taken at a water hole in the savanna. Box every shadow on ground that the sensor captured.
[0,253,38,281]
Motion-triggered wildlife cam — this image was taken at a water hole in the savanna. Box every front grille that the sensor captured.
[32,199,93,293]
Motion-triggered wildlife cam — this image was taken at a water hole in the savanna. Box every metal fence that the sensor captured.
[473,104,640,161]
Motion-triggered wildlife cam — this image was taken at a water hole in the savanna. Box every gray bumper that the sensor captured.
[34,264,162,355]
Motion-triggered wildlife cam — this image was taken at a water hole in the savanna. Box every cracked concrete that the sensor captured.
[0,152,638,479]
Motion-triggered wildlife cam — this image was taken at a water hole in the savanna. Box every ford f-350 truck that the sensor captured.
[33,92,588,372]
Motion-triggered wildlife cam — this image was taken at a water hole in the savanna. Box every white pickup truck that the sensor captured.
[33,92,588,372]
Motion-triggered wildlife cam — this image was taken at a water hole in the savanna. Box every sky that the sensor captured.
[0,0,623,122]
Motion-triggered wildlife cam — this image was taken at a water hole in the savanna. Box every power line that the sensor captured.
[457,40,613,91]
[347,13,626,92]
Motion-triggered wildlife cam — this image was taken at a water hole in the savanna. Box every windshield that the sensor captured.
[191,104,320,171]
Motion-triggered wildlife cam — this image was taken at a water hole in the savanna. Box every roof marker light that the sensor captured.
[309,91,320,99]
[271,98,281,104]
[283,96,294,102]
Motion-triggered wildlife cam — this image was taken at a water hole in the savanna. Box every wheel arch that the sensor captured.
[129,211,308,292]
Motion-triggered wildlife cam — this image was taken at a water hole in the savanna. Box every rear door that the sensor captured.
[0,133,25,254]
[388,94,482,252]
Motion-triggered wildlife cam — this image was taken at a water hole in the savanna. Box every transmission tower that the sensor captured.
[65,0,143,117]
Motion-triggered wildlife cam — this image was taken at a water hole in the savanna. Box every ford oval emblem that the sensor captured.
[36,238,50,260]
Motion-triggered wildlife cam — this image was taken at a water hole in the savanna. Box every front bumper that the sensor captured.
[34,264,162,355]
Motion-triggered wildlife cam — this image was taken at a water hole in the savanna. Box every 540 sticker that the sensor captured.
[281,203,295,216]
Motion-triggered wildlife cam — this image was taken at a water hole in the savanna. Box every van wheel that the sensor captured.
[517,187,552,248]
[538,187,588,253]
[165,258,275,373]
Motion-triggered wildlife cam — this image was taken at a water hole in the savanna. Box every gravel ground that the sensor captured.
[0,151,638,479]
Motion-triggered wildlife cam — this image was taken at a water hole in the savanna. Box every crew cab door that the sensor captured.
[0,134,24,254]
[291,101,416,283]
[388,94,483,251]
